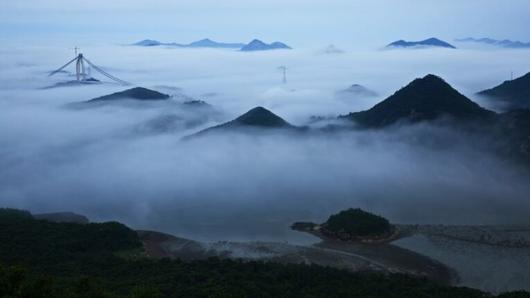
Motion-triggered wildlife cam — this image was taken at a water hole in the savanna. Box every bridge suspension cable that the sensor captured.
[48,56,79,77]
[83,57,130,85]
[48,53,130,86]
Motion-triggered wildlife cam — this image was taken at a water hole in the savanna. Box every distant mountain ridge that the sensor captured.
[478,72,530,109]
[133,39,165,46]
[133,39,182,47]
[240,39,291,51]
[386,38,456,49]
[133,38,245,49]
[343,75,494,127]
[132,38,291,50]
[187,38,245,48]
[456,38,530,49]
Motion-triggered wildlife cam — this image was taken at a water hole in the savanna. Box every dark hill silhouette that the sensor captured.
[226,106,293,128]
[386,38,456,49]
[241,39,291,51]
[189,107,296,138]
[87,87,170,103]
[133,39,165,46]
[343,75,495,127]
[478,72,530,109]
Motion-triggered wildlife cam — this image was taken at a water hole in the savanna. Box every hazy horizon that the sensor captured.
[1,0,530,48]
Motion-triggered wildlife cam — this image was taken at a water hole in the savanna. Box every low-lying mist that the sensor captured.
[1,44,530,243]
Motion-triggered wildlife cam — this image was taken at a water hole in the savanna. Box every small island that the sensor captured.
[292,208,402,243]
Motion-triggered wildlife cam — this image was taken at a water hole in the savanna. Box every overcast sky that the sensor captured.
[1,0,529,48]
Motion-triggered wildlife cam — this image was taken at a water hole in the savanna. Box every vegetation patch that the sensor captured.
[322,208,393,241]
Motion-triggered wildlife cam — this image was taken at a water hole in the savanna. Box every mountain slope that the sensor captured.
[386,38,456,49]
[478,72,530,109]
[87,87,170,102]
[241,39,291,51]
[343,75,495,127]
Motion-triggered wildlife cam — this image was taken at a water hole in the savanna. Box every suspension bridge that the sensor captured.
[48,49,130,85]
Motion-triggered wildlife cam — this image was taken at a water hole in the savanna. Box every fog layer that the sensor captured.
[1,45,530,243]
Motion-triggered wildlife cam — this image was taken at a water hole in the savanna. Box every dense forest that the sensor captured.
[1,208,529,298]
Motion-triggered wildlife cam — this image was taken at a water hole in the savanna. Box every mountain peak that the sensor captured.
[344,74,495,127]
[424,37,441,42]
[133,39,162,46]
[233,106,292,127]
[241,39,291,51]
[87,87,170,103]
[188,106,294,138]
[411,74,450,87]
[386,38,456,49]
[189,38,216,46]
